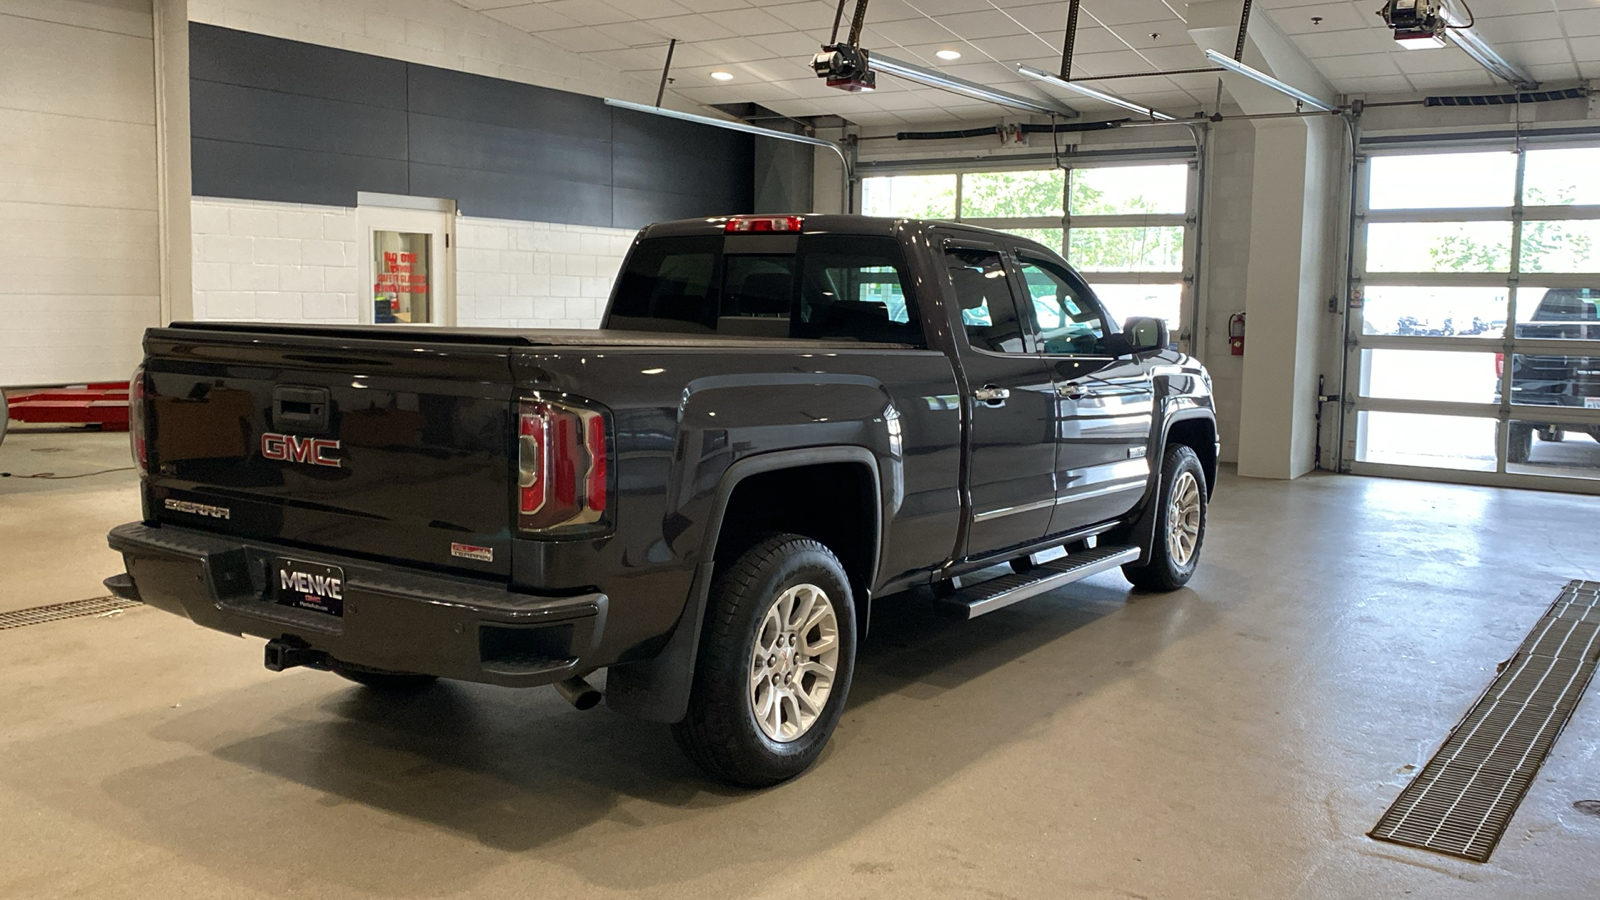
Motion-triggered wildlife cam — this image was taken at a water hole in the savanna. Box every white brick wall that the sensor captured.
[191,198,360,323]
[193,198,634,329]
[455,217,632,329]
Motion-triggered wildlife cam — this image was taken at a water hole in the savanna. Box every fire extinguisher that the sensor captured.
[1228,312,1246,356]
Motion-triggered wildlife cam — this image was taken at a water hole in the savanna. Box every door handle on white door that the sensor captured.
[973,385,1010,404]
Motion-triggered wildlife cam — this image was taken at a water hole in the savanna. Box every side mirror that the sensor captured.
[1122,316,1169,354]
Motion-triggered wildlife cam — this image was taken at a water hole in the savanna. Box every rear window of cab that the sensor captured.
[606,234,926,346]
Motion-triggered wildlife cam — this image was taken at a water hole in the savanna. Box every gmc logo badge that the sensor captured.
[261,432,343,468]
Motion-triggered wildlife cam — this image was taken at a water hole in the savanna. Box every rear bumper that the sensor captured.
[106,522,606,688]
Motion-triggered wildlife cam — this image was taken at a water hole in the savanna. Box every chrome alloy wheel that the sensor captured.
[749,583,840,743]
[1166,470,1202,567]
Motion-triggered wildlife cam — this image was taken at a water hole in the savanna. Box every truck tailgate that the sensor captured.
[142,325,518,578]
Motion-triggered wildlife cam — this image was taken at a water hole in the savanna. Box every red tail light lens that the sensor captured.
[129,366,147,476]
[725,215,804,233]
[1495,353,1504,378]
[517,398,611,536]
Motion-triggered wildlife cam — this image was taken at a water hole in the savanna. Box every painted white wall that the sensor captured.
[0,0,161,386]
[192,197,633,327]
[1198,122,1256,465]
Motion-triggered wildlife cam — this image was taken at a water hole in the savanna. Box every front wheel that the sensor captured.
[672,534,857,787]
[1122,444,1207,592]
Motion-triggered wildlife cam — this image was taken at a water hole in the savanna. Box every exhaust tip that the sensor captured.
[554,675,602,710]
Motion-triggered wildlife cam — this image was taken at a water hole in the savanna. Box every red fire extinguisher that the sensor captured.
[1228,312,1246,356]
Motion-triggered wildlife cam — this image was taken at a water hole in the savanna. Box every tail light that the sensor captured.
[1495,353,1504,378]
[518,398,611,537]
[129,365,148,476]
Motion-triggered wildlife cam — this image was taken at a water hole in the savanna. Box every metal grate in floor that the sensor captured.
[1370,579,1600,862]
[0,596,143,630]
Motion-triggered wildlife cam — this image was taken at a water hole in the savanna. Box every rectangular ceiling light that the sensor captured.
[1203,49,1337,112]
[869,53,1077,118]
[603,98,849,171]
[1016,65,1177,121]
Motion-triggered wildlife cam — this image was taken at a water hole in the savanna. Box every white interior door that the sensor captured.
[358,205,454,326]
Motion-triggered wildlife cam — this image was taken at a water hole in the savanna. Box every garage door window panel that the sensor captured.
[862,161,1193,350]
[1346,143,1600,491]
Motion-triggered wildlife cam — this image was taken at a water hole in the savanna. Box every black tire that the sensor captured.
[332,663,438,691]
[672,534,857,787]
[1504,421,1533,464]
[1121,444,1207,592]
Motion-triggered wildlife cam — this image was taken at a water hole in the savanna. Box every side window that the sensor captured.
[945,246,1026,354]
[1017,256,1107,356]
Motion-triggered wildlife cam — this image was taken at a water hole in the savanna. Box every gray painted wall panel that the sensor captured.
[191,138,408,207]
[407,113,611,186]
[191,80,408,161]
[190,23,754,227]
[189,24,406,109]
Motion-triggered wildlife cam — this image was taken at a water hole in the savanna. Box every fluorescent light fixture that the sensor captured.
[710,70,734,81]
[1203,49,1336,112]
[870,53,1076,117]
[935,49,962,61]
[1016,65,1176,121]
[603,98,849,172]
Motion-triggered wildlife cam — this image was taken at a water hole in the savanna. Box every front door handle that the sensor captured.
[1057,382,1096,400]
[973,385,1010,405]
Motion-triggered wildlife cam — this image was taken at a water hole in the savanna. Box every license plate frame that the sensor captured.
[1585,397,1600,410]
[273,557,345,617]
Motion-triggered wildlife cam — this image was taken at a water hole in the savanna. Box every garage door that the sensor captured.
[859,159,1196,352]
[1342,143,1600,492]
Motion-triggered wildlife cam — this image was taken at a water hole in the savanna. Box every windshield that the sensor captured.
[606,234,925,345]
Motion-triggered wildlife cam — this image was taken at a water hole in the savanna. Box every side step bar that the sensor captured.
[939,545,1140,620]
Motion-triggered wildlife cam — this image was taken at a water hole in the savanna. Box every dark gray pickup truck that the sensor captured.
[107,214,1218,785]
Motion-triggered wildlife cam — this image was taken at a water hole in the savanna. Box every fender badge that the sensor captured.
[450,543,493,562]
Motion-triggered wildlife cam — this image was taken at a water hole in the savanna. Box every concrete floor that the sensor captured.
[2,433,1599,899]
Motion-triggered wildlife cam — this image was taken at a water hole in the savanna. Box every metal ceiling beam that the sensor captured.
[1019,65,1179,121]
[603,99,852,173]
[869,53,1078,117]
[1441,1,1538,91]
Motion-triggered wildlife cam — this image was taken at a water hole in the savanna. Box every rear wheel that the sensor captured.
[332,663,438,691]
[1122,444,1207,592]
[672,534,857,787]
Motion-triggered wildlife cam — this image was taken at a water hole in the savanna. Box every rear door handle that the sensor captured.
[1057,382,1096,400]
[973,385,1010,405]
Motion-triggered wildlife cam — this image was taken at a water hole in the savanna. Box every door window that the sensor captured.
[945,247,1026,354]
[372,231,433,324]
[1017,256,1106,356]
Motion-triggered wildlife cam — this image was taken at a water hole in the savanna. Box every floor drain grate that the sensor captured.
[0,596,143,630]
[1371,580,1600,862]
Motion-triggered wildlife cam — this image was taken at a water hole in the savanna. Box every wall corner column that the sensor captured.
[154,0,192,324]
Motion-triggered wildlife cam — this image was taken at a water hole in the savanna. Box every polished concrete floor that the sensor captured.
[2,431,1599,899]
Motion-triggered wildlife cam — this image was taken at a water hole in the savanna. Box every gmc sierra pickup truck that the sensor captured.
[1500,287,1600,462]
[106,214,1218,786]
